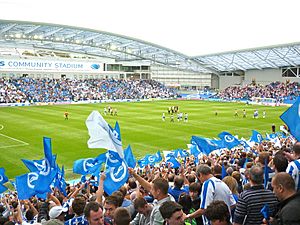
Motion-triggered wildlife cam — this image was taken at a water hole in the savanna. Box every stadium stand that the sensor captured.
[0,78,177,103]
[217,81,300,103]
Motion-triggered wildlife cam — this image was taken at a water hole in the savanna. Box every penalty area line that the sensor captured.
[0,133,29,145]
[0,143,29,149]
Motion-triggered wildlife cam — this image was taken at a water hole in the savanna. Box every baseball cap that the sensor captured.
[49,206,68,219]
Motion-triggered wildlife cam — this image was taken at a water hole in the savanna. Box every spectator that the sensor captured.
[131,197,153,225]
[286,142,300,191]
[270,172,300,225]
[103,196,119,225]
[159,201,185,225]
[84,202,104,225]
[113,208,130,225]
[43,206,68,225]
[129,168,174,225]
[168,176,188,202]
[233,165,278,225]
[204,201,231,225]
[186,165,235,225]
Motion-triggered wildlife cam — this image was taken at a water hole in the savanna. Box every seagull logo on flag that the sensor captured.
[110,161,127,182]
[83,158,95,173]
[106,152,120,164]
[27,172,38,189]
[257,134,262,142]
[224,135,234,143]
[34,159,50,176]
[0,176,3,183]
[148,156,156,163]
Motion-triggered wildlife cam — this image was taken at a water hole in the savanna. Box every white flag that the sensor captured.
[86,111,124,158]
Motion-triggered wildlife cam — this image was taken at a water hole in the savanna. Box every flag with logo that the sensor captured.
[250,130,264,143]
[22,156,57,173]
[34,137,57,194]
[103,157,129,195]
[138,151,162,167]
[73,157,102,175]
[137,158,148,168]
[191,136,219,155]
[16,173,38,200]
[86,111,124,158]
[166,156,181,168]
[218,131,240,149]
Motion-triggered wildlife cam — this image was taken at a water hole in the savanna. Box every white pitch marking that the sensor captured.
[0,125,29,148]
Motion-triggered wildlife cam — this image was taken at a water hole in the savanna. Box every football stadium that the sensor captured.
[1,2,300,224]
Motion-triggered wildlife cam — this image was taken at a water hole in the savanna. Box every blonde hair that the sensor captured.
[222,176,238,195]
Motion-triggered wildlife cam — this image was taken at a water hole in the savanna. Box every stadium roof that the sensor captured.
[0,20,300,74]
[193,43,300,73]
[0,20,214,74]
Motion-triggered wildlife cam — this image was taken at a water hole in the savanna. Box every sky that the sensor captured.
[0,0,300,56]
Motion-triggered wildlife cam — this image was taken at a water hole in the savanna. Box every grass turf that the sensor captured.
[0,100,287,179]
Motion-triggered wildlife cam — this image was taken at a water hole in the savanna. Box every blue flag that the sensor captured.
[190,144,201,158]
[106,150,123,168]
[0,168,8,185]
[33,137,57,194]
[239,139,251,150]
[280,97,300,141]
[73,157,100,175]
[166,156,181,168]
[138,158,148,168]
[0,184,7,194]
[175,149,189,158]
[54,166,67,196]
[22,156,57,173]
[260,204,270,223]
[138,151,162,167]
[191,136,218,155]
[81,175,87,183]
[43,137,55,168]
[250,130,264,143]
[210,139,225,149]
[104,159,129,195]
[218,132,240,149]
[221,163,227,179]
[124,145,136,168]
[167,149,189,158]
[16,173,38,200]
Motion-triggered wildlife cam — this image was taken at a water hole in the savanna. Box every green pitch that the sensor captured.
[0,100,287,179]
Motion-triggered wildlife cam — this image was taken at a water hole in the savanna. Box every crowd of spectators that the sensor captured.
[1,134,300,225]
[217,81,300,101]
[0,78,177,104]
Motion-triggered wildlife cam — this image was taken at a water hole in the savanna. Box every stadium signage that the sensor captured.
[0,59,103,72]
